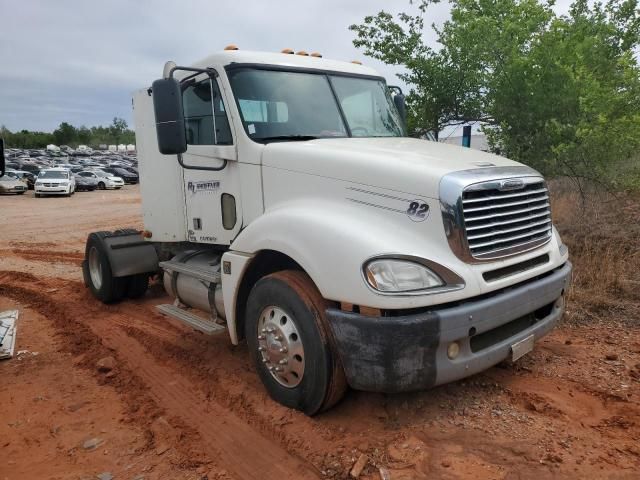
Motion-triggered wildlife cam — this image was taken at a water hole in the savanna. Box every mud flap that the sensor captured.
[99,231,159,278]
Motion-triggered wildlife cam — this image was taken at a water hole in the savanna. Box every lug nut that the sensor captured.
[278,359,288,365]
[279,347,288,353]
[258,346,266,352]
[262,358,269,364]
[257,335,265,340]
[275,366,284,372]
[274,334,283,341]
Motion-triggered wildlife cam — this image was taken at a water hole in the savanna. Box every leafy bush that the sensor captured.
[351,0,640,185]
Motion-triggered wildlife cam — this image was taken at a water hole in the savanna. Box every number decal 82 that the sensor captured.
[406,201,429,222]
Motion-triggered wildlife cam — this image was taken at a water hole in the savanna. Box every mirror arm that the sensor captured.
[170,66,227,172]
[168,65,218,81]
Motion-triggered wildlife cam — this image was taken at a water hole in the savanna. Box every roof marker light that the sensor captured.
[310,52,322,58]
[281,48,294,54]
[224,44,239,51]
[351,60,363,65]
[296,50,309,56]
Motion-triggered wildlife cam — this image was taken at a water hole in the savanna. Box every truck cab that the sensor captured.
[82,48,572,415]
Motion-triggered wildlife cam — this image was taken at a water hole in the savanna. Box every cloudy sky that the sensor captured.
[0,0,573,133]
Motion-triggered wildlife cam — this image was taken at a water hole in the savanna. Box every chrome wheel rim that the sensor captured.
[257,306,305,388]
[88,246,103,289]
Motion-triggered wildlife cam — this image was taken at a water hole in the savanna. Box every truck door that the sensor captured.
[181,74,242,245]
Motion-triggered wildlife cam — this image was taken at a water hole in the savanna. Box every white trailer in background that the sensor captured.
[78,47,572,415]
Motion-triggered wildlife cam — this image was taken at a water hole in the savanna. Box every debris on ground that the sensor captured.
[349,454,368,478]
[0,309,18,359]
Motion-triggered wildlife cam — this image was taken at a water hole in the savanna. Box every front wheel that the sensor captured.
[98,182,105,190]
[245,270,346,415]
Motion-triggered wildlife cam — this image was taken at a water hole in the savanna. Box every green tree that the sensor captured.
[2,120,135,149]
[109,117,128,145]
[351,0,640,183]
[53,122,77,145]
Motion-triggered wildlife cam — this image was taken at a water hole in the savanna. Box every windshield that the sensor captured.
[39,170,68,179]
[227,68,405,142]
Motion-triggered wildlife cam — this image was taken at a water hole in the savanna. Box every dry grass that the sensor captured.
[550,179,640,325]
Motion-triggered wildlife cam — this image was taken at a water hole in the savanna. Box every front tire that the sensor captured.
[98,182,105,190]
[245,270,347,415]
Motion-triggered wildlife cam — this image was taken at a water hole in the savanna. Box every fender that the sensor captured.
[101,231,159,277]
[229,198,475,310]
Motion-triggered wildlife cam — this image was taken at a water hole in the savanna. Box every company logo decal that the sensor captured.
[499,179,525,191]
[188,180,220,194]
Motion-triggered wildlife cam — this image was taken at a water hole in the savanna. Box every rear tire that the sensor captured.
[245,270,347,415]
[83,231,128,303]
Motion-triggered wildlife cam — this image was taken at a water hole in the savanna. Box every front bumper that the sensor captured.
[326,262,572,392]
[35,185,70,194]
[1,186,27,193]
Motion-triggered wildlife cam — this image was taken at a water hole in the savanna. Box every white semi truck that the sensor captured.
[76,47,571,415]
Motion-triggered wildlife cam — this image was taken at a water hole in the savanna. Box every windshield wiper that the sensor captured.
[256,135,319,143]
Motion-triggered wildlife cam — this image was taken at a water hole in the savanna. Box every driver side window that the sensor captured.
[182,78,233,146]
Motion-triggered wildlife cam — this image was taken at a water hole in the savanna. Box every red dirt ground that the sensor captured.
[0,186,638,480]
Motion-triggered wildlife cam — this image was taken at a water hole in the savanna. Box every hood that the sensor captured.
[0,177,25,188]
[262,137,522,198]
[76,176,97,184]
[38,178,68,183]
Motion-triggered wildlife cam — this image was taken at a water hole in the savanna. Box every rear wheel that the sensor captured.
[245,270,347,415]
[83,232,127,303]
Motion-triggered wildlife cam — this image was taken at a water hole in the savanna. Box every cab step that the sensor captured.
[159,260,221,284]
[156,304,225,335]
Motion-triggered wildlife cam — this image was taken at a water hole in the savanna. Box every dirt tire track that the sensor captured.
[0,271,321,480]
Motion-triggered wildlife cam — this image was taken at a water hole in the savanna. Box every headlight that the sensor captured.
[365,259,444,292]
[35,181,43,185]
[60,182,69,186]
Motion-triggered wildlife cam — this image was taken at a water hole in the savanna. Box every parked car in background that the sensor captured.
[74,173,98,191]
[101,167,139,184]
[77,170,124,190]
[5,170,36,189]
[19,163,42,176]
[35,168,76,197]
[0,175,28,194]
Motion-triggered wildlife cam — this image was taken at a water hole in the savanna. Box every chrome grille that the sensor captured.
[462,179,552,259]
